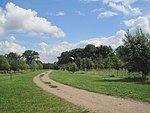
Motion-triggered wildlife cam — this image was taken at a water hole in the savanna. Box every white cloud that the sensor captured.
[28,32,45,37]
[39,42,48,51]
[87,0,141,16]
[124,15,150,34]
[7,35,16,43]
[80,0,139,4]
[0,2,65,38]
[129,7,141,16]
[47,11,65,17]
[91,8,118,19]
[0,36,26,55]
[38,30,125,63]
[75,11,85,16]
[102,0,138,5]
[91,8,103,13]
[98,11,118,18]
[108,2,141,16]
[79,29,125,48]
[88,0,141,18]
[108,2,129,15]
[0,8,5,35]
[56,11,65,16]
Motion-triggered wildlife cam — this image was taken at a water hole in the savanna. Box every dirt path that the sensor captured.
[33,70,150,113]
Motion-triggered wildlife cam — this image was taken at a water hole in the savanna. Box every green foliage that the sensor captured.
[0,56,10,71]
[112,56,124,71]
[22,50,39,65]
[83,44,96,58]
[51,70,150,103]
[6,52,20,71]
[68,62,78,73]
[95,56,104,69]
[43,63,50,69]
[1,50,44,72]
[52,63,60,70]
[36,61,43,70]
[19,59,29,71]
[57,29,150,81]
[103,57,113,69]
[57,44,114,69]
[122,29,150,80]
[30,61,38,71]
[84,58,95,70]
[96,45,113,58]
[59,62,78,72]
[75,57,82,70]
[57,44,123,72]
[0,71,89,113]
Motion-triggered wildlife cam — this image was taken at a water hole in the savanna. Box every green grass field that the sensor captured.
[50,70,150,103]
[0,71,89,113]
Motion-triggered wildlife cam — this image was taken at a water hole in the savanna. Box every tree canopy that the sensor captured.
[22,50,39,65]
[121,29,150,80]
[0,50,43,73]
[0,56,10,71]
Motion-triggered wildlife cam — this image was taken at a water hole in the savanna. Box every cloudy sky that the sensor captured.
[0,0,150,63]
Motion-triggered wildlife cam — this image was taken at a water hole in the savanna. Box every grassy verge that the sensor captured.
[0,71,90,113]
[50,70,150,103]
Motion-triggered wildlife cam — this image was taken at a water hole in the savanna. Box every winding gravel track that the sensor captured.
[33,70,150,113]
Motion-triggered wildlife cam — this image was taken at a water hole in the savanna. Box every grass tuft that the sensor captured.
[50,85,58,88]
[43,81,51,85]
[39,74,44,77]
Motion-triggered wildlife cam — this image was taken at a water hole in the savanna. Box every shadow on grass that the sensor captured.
[95,77,150,85]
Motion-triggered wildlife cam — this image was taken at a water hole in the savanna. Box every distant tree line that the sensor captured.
[57,44,123,72]
[57,29,150,80]
[0,50,43,73]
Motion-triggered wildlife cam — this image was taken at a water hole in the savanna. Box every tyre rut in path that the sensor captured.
[33,70,150,113]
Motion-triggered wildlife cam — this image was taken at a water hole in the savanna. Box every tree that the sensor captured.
[19,59,29,71]
[69,62,78,73]
[123,29,150,80]
[58,51,70,64]
[6,52,20,71]
[96,56,104,70]
[103,57,113,69]
[96,45,113,58]
[0,56,10,72]
[30,61,38,71]
[22,50,39,65]
[82,58,87,71]
[112,56,123,75]
[86,58,95,70]
[36,61,43,70]
[43,63,51,69]
[75,57,82,70]
[115,45,127,70]
[83,44,96,58]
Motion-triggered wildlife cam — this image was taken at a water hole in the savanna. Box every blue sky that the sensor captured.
[0,0,150,63]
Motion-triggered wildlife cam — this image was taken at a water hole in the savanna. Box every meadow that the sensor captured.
[0,71,89,113]
[51,70,150,103]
